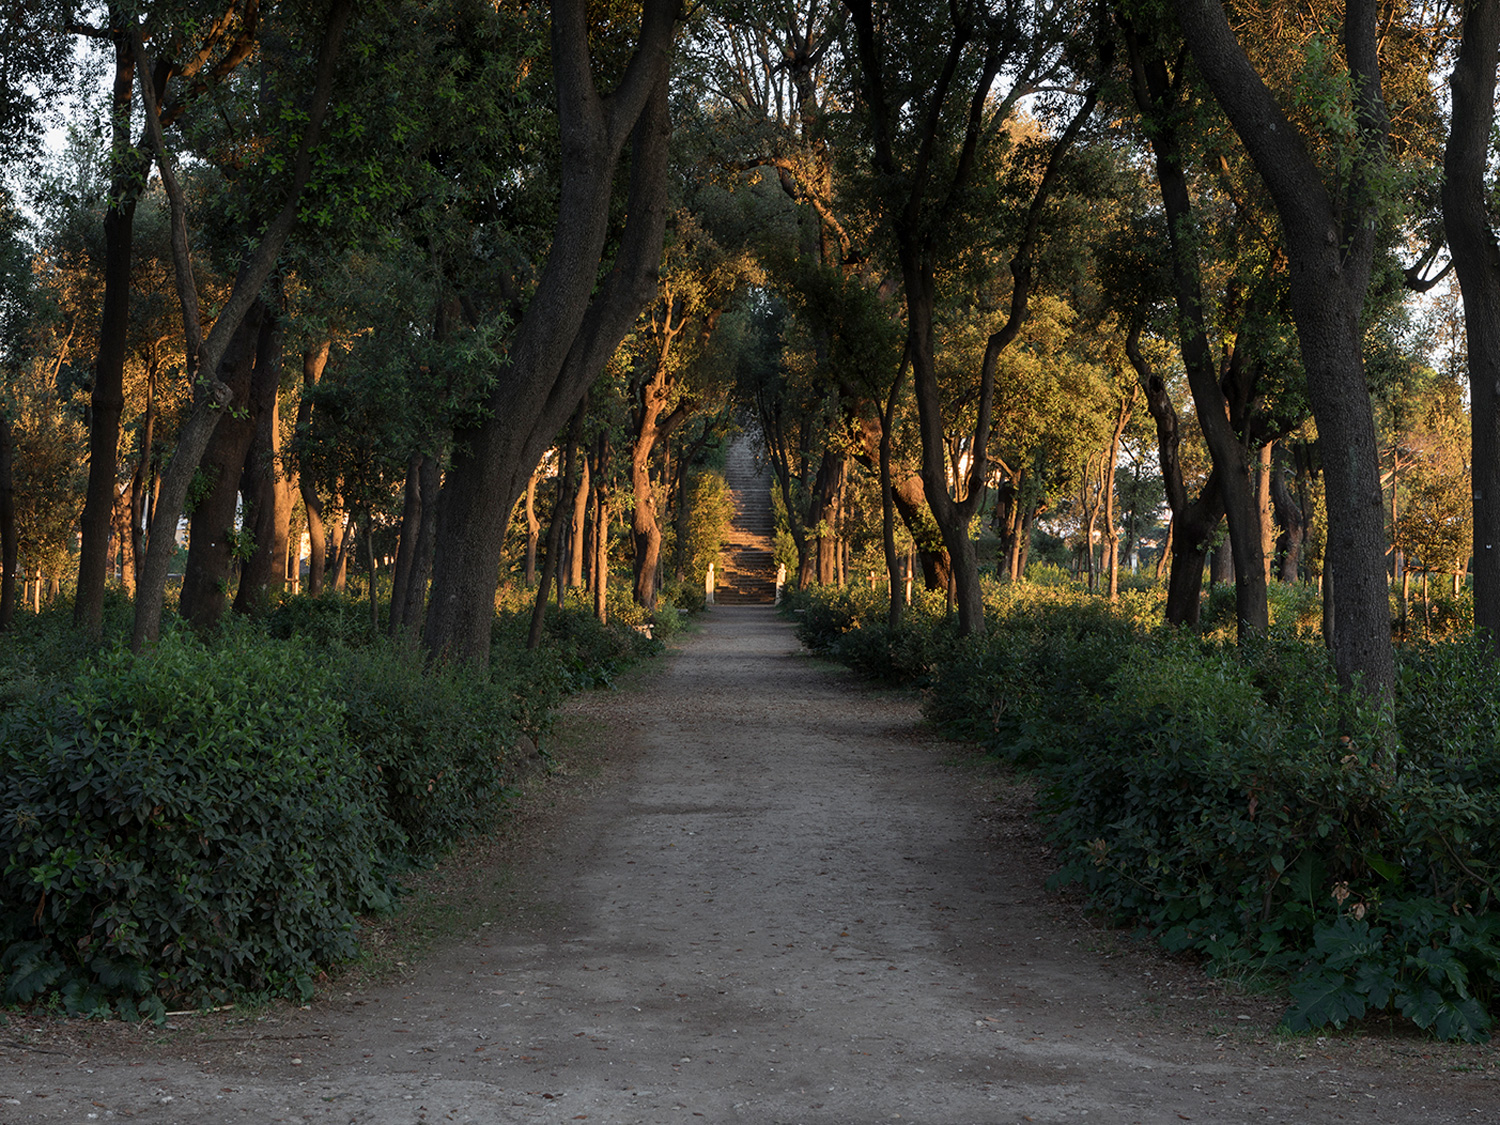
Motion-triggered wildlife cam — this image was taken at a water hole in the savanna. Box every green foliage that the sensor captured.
[333,643,532,861]
[0,629,391,1011]
[794,582,1500,1041]
[0,591,666,1017]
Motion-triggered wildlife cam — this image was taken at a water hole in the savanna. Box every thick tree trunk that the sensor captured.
[0,410,14,631]
[178,304,266,632]
[234,303,291,616]
[424,2,676,665]
[1444,0,1500,653]
[76,27,148,638]
[1172,0,1393,701]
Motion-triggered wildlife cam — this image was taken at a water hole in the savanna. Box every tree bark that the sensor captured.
[234,300,290,616]
[75,23,149,638]
[530,403,586,651]
[1271,442,1307,582]
[296,339,331,596]
[424,0,677,665]
[571,456,590,590]
[128,347,157,592]
[177,303,266,632]
[592,432,611,623]
[1171,0,1394,701]
[1124,19,1268,640]
[524,465,542,587]
[880,353,908,630]
[388,453,424,634]
[1443,0,1500,653]
[0,409,15,631]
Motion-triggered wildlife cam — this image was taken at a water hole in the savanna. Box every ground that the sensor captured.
[2,605,1499,1124]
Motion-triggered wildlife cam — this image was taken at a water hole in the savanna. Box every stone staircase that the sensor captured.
[716,433,777,605]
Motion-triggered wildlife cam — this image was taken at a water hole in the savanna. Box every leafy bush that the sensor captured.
[0,630,392,1016]
[334,643,533,860]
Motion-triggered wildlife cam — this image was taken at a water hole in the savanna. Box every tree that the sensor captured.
[131,0,354,650]
[1442,0,1500,652]
[1169,0,1397,701]
[422,0,680,665]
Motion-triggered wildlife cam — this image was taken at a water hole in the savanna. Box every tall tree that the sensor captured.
[846,0,1099,634]
[1169,0,1395,700]
[422,0,680,664]
[131,0,353,650]
[1443,0,1500,653]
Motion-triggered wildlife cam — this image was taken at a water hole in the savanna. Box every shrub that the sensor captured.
[334,643,531,860]
[0,630,393,1016]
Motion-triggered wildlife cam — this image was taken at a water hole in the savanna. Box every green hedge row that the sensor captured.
[0,597,663,1018]
[789,579,1500,1041]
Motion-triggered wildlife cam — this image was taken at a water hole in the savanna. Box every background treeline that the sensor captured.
[2,0,1499,1026]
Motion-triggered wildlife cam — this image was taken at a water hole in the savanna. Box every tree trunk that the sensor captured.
[880,354,908,630]
[592,432,611,623]
[396,453,441,641]
[296,340,331,596]
[1271,442,1307,582]
[234,301,291,616]
[76,26,149,638]
[177,303,267,632]
[424,3,676,666]
[327,504,350,592]
[388,452,424,635]
[1172,0,1394,702]
[530,403,586,651]
[128,351,157,592]
[796,449,843,589]
[1443,0,1500,655]
[571,456,590,590]
[0,410,15,631]
[524,465,542,587]
[1124,19,1267,641]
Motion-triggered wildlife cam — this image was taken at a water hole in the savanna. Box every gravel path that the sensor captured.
[3,605,1499,1123]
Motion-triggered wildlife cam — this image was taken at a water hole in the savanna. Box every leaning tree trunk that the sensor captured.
[424,0,676,666]
[130,0,352,651]
[1125,19,1267,640]
[1172,0,1394,702]
[177,305,267,632]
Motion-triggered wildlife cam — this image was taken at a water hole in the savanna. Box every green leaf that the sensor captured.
[1285,968,1368,1032]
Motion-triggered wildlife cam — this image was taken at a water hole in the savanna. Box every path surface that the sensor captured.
[4,606,1499,1123]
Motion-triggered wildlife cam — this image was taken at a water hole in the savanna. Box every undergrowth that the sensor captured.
[0,590,668,1018]
[787,578,1500,1042]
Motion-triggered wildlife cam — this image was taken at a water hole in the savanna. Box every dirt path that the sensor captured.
[4,606,1500,1123]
